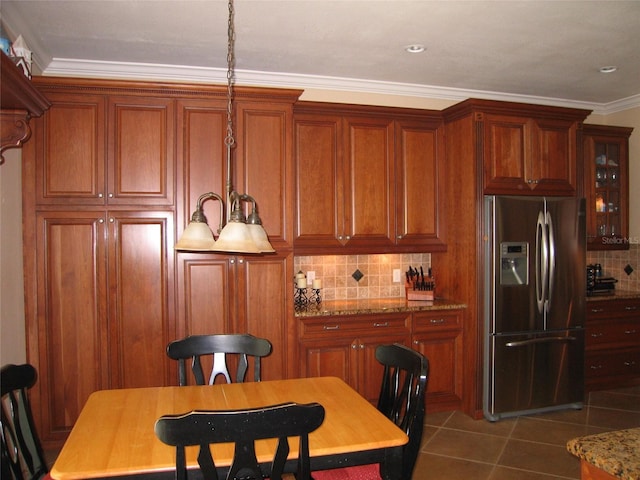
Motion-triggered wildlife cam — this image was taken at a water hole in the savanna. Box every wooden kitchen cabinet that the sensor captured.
[30,209,175,444]
[482,112,581,195]
[299,313,411,403]
[176,252,294,382]
[293,102,446,254]
[411,309,464,411]
[585,298,640,392]
[582,124,633,250]
[22,78,301,447]
[33,88,175,206]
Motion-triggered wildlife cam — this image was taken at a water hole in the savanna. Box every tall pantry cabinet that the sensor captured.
[22,78,301,447]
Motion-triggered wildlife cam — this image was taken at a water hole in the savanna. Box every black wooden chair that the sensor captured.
[1,364,51,480]
[154,402,325,480]
[312,344,429,480]
[166,334,272,385]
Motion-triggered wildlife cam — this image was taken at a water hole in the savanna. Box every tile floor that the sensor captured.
[412,385,640,479]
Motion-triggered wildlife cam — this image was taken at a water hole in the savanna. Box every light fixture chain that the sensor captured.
[225,0,235,149]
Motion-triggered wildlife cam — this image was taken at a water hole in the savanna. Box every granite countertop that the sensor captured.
[586,289,640,301]
[294,297,466,317]
[567,428,640,480]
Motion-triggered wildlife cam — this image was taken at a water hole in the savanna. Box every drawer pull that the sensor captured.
[624,330,637,335]
[590,364,603,370]
[625,306,638,311]
[430,318,445,324]
[590,333,604,338]
[590,308,605,313]
[323,325,340,331]
[373,322,389,328]
[624,361,636,367]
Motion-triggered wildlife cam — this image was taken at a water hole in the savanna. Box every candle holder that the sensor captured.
[309,288,322,305]
[294,286,308,312]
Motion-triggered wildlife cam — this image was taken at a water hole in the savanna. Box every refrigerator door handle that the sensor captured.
[546,210,556,315]
[535,210,547,315]
[505,336,577,347]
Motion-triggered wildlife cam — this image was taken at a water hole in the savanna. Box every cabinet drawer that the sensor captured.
[300,314,410,337]
[586,320,640,349]
[586,349,640,378]
[587,300,640,319]
[413,310,461,331]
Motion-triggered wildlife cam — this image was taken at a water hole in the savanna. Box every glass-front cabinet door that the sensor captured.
[583,124,633,250]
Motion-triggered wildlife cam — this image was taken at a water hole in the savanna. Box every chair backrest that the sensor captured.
[166,334,272,385]
[375,343,429,480]
[155,402,325,480]
[1,364,49,480]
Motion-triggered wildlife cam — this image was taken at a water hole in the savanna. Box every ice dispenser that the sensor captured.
[500,242,529,285]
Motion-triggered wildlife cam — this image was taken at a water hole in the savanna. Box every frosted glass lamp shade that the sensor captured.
[175,221,217,251]
[213,221,261,253]
[247,224,275,253]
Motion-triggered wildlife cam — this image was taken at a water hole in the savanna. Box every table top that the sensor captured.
[51,376,408,480]
[567,427,640,480]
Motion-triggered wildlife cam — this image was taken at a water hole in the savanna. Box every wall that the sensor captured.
[0,148,26,365]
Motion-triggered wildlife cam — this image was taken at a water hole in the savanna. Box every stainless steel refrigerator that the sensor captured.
[483,195,586,421]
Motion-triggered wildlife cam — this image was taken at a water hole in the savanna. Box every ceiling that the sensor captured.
[2,0,640,113]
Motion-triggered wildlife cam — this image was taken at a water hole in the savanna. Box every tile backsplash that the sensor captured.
[294,253,431,301]
[587,243,640,292]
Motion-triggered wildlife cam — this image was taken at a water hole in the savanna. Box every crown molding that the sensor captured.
[43,58,640,114]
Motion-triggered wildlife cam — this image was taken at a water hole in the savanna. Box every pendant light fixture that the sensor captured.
[175,0,274,254]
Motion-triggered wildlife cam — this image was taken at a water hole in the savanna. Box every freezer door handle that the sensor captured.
[505,336,577,347]
[536,210,548,315]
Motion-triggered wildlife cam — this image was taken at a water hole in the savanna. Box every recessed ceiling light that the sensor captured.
[405,44,425,54]
[599,66,617,73]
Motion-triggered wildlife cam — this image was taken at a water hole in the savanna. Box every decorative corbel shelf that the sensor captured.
[1,52,51,164]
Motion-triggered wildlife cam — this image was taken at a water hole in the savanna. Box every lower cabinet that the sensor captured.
[298,308,464,411]
[299,313,411,403]
[585,298,640,392]
[29,209,175,445]
[411,310,464,411]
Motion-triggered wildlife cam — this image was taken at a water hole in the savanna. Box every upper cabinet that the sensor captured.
[293,102,446,254]
[582,124,633,250]
[32,86,175,206]
[0,52,50,162]
[445,99,591,196]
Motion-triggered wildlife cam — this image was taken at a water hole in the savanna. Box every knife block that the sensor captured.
[405,283,435,301]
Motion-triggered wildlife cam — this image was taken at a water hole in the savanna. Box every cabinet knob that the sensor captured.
[98,218,104,224]
[108,193,114,198]
[624,330,637,335]
[397,235,403,239]
[109,218,114,223]
[625,306,638,311]
[624,361,636,367]
[345,235,351,240]
[238,258,244,264]
[98,193,104,198]
[230,259,235,264]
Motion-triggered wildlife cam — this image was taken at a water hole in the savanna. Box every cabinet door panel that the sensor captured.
[294,115,344,247]
[108,211,174,388]
[532,119,576,194]
[35,93,106,204]
[345,117,395,247]
[300,338,357,388]
[108,97,175,205]
[176,100,227,239]
[395,120,446,250]
[35,212,108,442]
[237,102,293,249]
[360,334,410,403]
[238,254,292,381]
[413,330,463,406]
[482,114,530,193]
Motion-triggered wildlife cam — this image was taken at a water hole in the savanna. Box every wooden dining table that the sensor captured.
[51,376,408,480]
